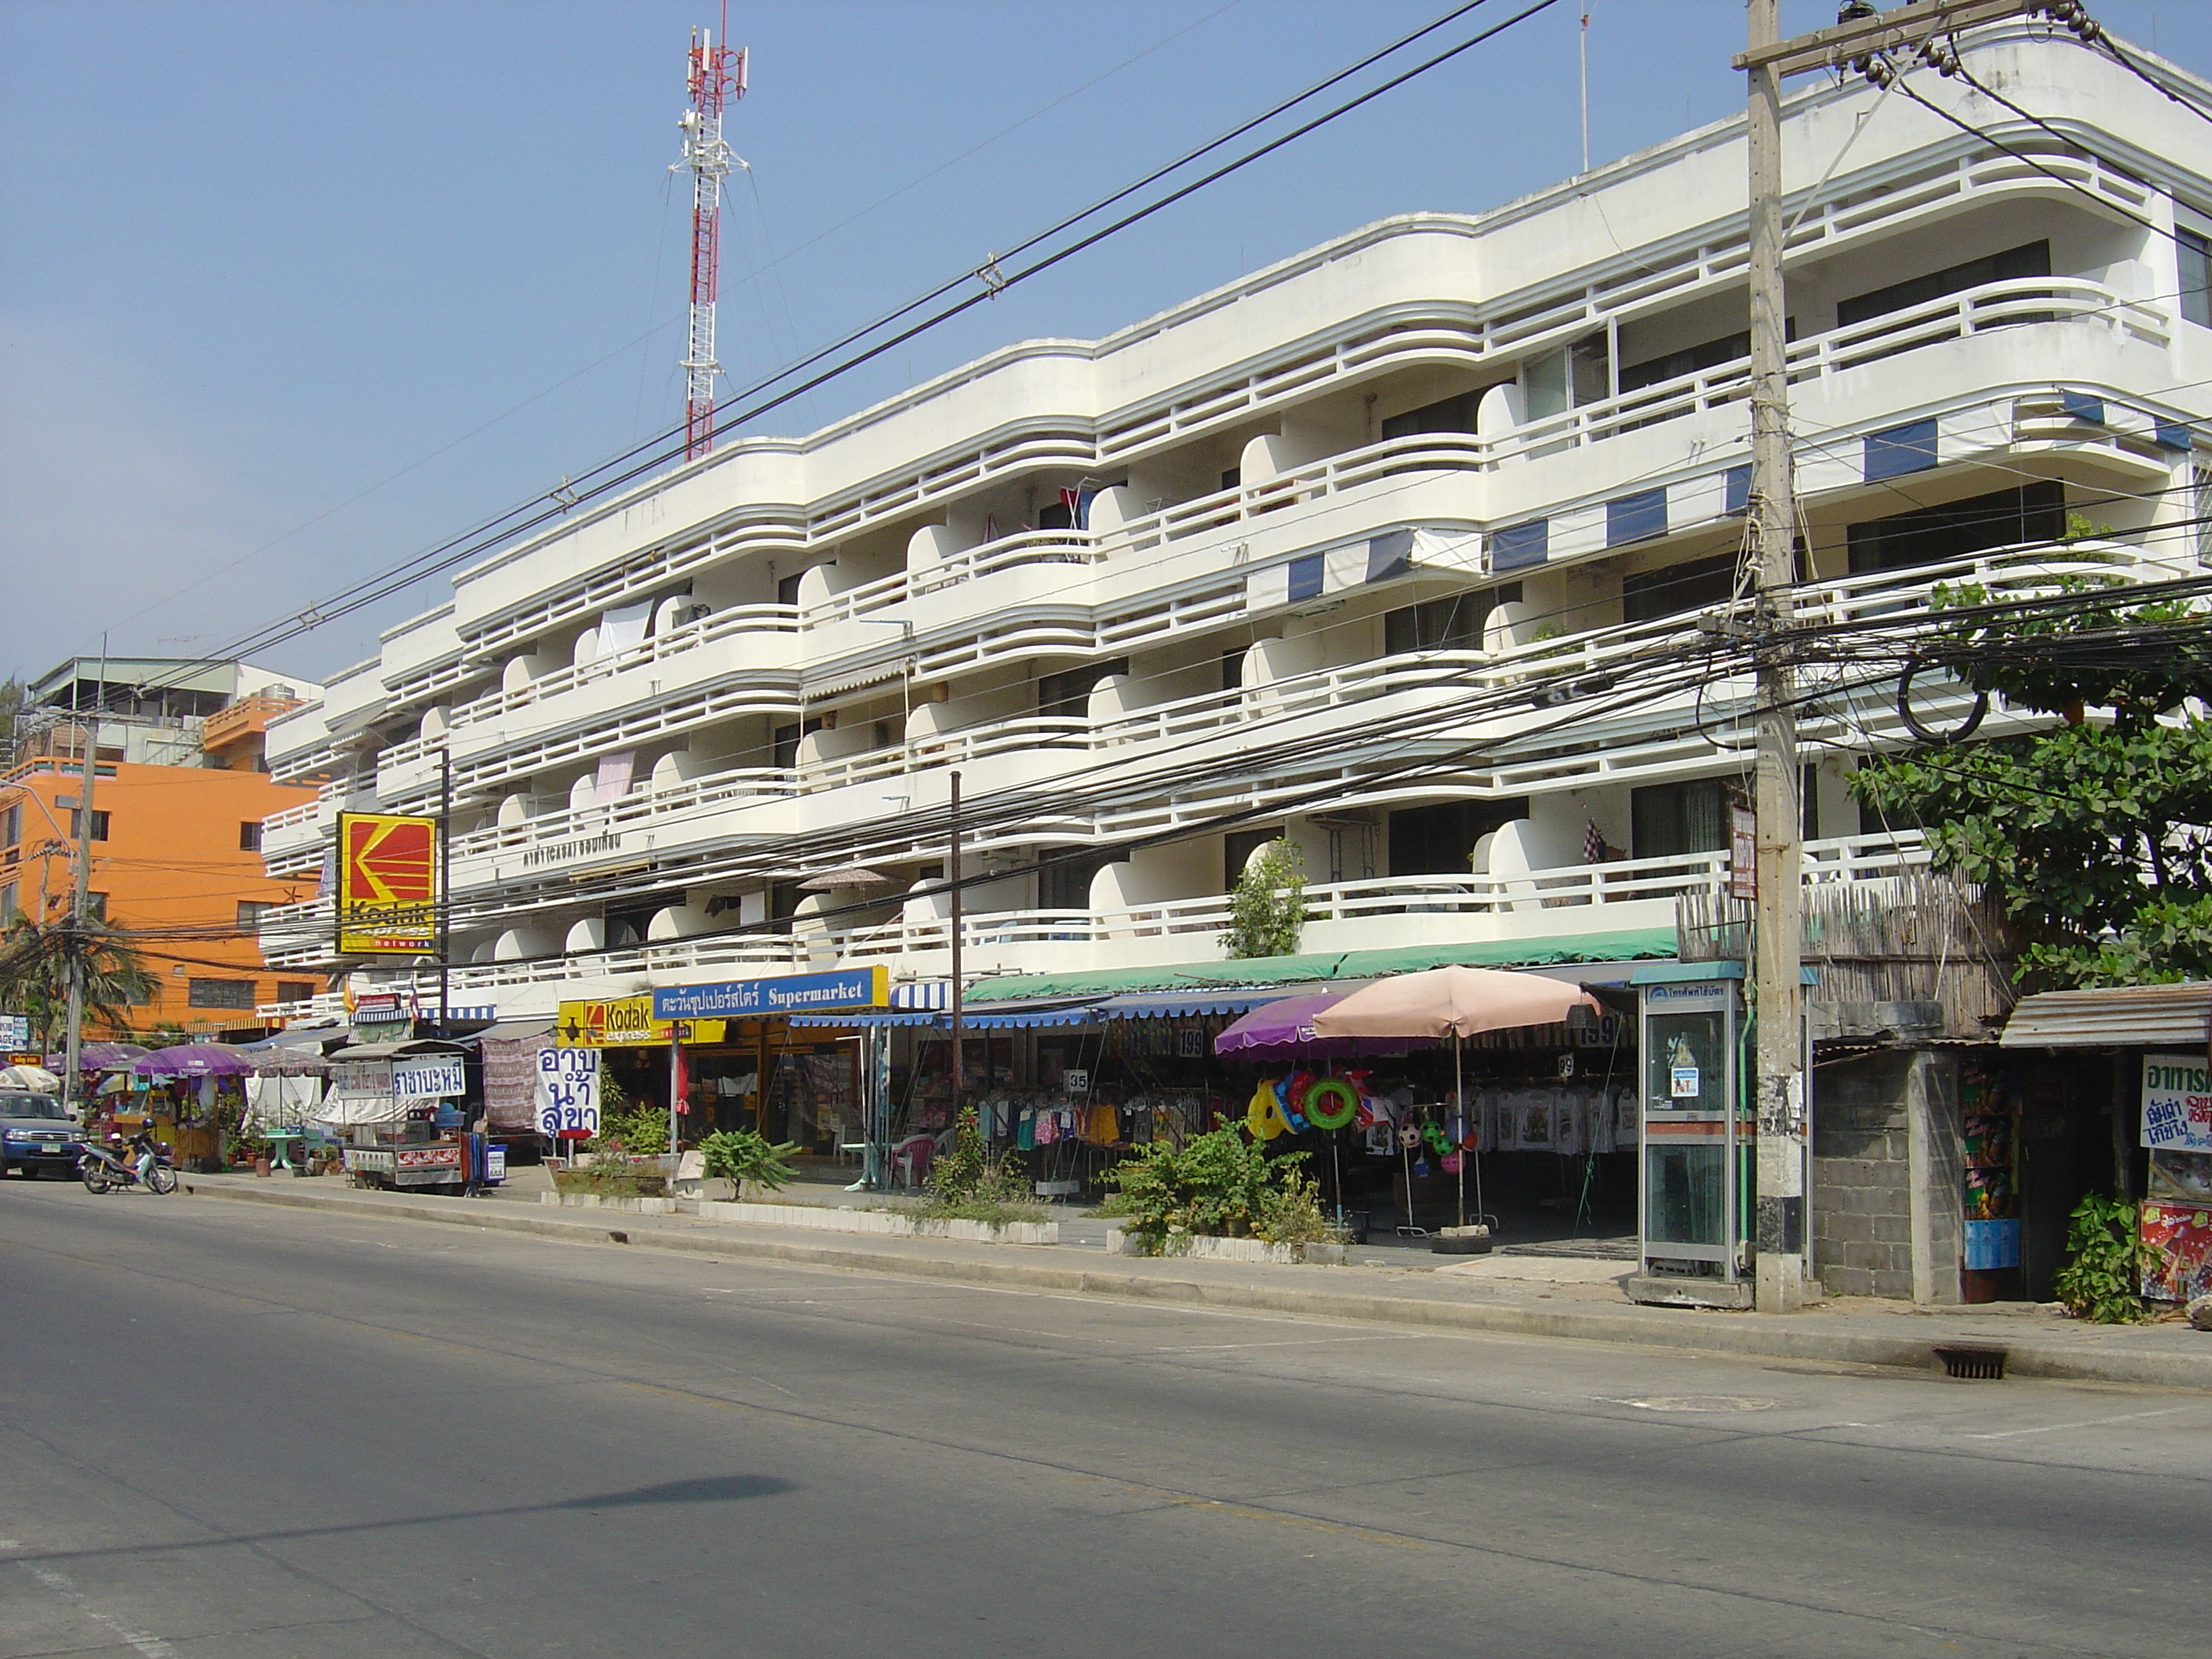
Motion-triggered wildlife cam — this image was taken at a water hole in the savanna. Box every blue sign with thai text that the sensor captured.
[653,966,888,1022]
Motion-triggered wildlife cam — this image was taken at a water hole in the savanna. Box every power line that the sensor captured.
[83,0,1560,695]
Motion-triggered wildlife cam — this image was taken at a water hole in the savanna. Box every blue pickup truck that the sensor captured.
[0,1091,84,1179]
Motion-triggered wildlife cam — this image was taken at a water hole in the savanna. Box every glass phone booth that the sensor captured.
[1633,963,1749,1293]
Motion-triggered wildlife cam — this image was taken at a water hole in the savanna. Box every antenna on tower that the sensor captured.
[673,9,748,461]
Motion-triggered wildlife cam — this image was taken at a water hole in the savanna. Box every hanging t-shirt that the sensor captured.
[1555,1089,1586,1157]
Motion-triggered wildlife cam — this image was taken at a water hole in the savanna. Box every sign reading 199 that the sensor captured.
[535,1047,602,1139]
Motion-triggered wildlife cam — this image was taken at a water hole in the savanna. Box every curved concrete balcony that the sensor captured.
[812,830,1931,981]
[448,764,798,886]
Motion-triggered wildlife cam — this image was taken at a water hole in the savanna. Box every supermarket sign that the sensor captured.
[653,966,888,1022]
[2141,1053,2212,1153]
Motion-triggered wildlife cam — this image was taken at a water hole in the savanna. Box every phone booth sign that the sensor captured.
[1633,964,1749,1292]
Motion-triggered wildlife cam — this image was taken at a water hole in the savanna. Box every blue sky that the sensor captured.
[4,0,2209,685]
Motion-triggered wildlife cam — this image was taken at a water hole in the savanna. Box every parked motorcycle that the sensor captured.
[79,1131,177,1196]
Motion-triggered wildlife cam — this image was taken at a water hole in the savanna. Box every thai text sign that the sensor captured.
[0,1014,29,1051]
[535,1046,601,1138]
[653,967,888,1022]
[392,1056,467,1100]
[2141,1053,2212,1153]
[336,812,439,955]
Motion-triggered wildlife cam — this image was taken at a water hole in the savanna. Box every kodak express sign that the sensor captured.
[336,812,439,956]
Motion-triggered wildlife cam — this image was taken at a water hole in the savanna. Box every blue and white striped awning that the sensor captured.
[957,997,1106,1029]
[892,981,952,1009]
[1086,988,1300,1021]
[787,1009,945,1028]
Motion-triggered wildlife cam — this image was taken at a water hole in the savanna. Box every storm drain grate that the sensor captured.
[608,1230,631,1244]
[1932,1344,2007,1380]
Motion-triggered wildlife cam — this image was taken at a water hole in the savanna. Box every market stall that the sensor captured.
[323,1039,493,1191]
[130,1043,256,1172]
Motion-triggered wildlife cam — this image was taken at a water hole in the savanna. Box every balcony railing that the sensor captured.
[200,695,300,753]
[443,602,799,733]
[818,830,1932,960]
[451,765,798,861]
[805,530,1105,629]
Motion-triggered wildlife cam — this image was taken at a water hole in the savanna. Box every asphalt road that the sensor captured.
[3,1182,2207,1658]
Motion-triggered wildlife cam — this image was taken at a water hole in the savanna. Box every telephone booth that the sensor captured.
[1633,963,1750,1297]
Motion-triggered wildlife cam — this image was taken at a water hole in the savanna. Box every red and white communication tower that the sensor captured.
[674,16,747,460]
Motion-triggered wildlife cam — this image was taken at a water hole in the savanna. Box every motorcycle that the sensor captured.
[79,1131,177,1196]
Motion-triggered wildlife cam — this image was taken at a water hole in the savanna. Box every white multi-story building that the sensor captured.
[259,23,2212,1022]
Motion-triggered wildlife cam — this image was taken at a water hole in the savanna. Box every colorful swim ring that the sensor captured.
[1303,1077,1359,1131]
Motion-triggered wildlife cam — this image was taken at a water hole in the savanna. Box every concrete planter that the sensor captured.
[696,1200,1057,1247]
[540,1192,682,1215]
[1105,1228,1346,1266]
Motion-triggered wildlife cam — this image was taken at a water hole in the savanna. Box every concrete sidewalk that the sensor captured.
[176,1172,2212,1391]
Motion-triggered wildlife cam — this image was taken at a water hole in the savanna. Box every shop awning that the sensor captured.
[963,928,1677,1004]
[958,997,1108,1029]
[461,1020,556,1045]
[2000,982,2212,1048]
[1085,988,1304,1021]
[786,1010,946,1028]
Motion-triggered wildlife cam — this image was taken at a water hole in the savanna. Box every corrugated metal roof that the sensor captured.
[1999,982,2212,1048]
[963,928,1676,1003]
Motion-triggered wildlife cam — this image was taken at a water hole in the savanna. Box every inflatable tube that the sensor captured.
[1245,1080,1292,1141]
[1303,1077,1359,1131]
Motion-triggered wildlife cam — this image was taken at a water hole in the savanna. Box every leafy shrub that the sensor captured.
[1100,1123,1340,1253]
[552,1146,665,1197]
[921,1108,1045,1224]
[2053,1192,2164,1323]
[699,1126,801,1195]
[592,1097,667,1158]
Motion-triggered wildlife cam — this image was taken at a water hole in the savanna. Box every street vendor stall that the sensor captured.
[321,1039,490,1191]
[236,1030,338,1171]
[131,1043,256,1171]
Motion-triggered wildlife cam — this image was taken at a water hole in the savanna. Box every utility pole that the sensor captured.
[947,770,964,1138]
[436,746,452,1038]
[61,638,106,1121]
[1735,0,2042,1312]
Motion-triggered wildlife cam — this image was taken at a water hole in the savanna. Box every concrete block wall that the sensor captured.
[1812,1050,1961,1302]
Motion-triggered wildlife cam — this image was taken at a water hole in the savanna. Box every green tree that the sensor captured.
[1850,577,2212,987]
[0,917,158,1050]
[1225,838,1310,959]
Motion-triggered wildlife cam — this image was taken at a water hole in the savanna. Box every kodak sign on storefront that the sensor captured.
[336,812,439,955]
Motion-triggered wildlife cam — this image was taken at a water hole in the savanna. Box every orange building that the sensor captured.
[1,657,322,1039]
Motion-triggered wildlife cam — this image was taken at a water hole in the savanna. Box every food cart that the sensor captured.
[323,1039,495,1192]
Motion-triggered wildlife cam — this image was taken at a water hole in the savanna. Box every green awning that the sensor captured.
[963,928,1678,1003]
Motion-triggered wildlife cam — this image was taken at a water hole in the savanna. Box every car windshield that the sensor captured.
[1,1093,69,1121]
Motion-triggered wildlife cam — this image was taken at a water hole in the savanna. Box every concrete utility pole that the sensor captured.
[61,640,106,1121]
[947,770,964,1136]
[1735,0,2042,1311]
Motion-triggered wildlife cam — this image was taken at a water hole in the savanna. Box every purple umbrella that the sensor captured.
[133,1043,257,1078]
[1214,990,1439,1059]
[60,1042,151,1072]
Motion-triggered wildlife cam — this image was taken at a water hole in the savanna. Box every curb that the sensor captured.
[179,1181,2212,1392]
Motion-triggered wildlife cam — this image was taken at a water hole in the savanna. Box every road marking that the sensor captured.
[1965,1407,2190,1440]
[20,1563,180,1658]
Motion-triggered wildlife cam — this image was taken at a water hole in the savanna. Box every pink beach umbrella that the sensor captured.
[1311,967,1602,1231]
